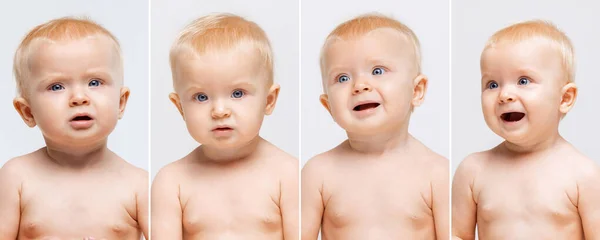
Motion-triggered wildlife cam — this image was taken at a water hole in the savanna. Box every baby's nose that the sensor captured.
[353,83,372,94]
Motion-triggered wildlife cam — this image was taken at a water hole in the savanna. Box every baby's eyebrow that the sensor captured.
[39,72,68,83]
[184,85,204,95]
[514,67,538,77]
[480,73,491,81]
[365,57,390,66]
[84,68,114,80]
[229,79,258,92]
[326,66,347,78]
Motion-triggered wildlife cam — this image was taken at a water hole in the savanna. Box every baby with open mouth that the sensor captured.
[453,20,600,240]
[302,13,449,240]
[0,17,148,239]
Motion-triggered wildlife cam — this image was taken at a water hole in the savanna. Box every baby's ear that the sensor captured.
[559,82,577,114]
[118,87,130,119]
[320,94,332,114]
[169,92,185,119]
[411,74,428,108]
[13,97,36,127]
[265,83,280,115]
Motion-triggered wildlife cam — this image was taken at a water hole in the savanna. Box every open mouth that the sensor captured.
[353,103,380,111]
[500,112,525,122]
[71,115,93,121]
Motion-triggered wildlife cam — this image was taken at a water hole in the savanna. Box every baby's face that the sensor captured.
[19,36,126,147]
[480,38,566,145]
[321,29,419,135]
[171,46,275,149]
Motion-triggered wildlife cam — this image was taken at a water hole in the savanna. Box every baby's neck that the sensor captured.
[346,129,412,155]
[44,139,111,169]
[199,136,263,163]
[503,133,565,155]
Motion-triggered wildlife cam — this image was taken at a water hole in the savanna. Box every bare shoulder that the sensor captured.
[152,154,193,187]
[0,149,46,179]
[454,148,493,179]
[111,153,148,185]
[415,140,448,170]
[563,148,600,184]
[261,140,298,173]
[301,142,344,177]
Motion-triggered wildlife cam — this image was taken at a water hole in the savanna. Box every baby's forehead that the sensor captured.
[482,39,564,66]
[172,47,270,88]
[322,29,417,67]
[28,36,122,72]
[327,28,412,52]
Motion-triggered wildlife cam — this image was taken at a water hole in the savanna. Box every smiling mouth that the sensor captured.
[501,112,525,122]
[71,115,93,121]
[353,103,380,111]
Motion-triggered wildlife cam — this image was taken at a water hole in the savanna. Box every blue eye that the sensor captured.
[50,84,64,91]
[89,79,101,87]
[518,77,530,85]
[195,93,208,102]
[231,90,244,99]
[337,75,350,83]
[372,67,385,75]
[487,81,498,89]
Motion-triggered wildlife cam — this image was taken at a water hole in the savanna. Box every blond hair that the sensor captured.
[170,13,273,86]
[483,20,574,82]
[13,17,123,97]
[320,13,422,80]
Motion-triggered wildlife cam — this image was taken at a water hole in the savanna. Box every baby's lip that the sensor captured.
[352,100,381,111]
[70,112,94,121]
[500,111,526,122]
[212,125,234,131]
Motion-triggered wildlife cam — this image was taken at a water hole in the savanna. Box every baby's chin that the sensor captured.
[194,133,258,149]
[341,120,401,136]
[42,129,112,149]
[492,126,539,147]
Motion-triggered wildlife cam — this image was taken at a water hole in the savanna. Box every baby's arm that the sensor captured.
[136,172,149,239]
[280,159,299,240]
[451,156,479,240]
[0,161,22,239]
[151,166,183,239]
[301,159,326,240]
[431,159,450,239]
[578,164,600,239]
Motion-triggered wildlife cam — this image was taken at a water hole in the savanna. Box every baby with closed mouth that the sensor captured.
[151,13,298,240]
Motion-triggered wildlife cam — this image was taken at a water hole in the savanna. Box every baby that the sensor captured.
[151,14,299,239]
[0,17,148,239]
[301,14,449,240]
[452,20,600,240]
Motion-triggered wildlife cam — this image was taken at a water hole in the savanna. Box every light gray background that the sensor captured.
[0,0,149,171]
[151,0,300,179]
[301,0,450,166]
[452,0,600,173]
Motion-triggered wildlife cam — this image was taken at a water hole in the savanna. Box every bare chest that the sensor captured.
[475,169,580,226]
[180,172,283,237]
[19,178,139,240]
[322,161,433,230]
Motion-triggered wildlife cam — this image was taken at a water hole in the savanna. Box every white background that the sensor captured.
[0,0,149,171]
[150,0,300,179]
[301,0,450,166]
[452,0,600,173]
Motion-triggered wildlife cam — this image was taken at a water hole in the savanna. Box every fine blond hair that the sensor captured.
[319,13,422,81]
[483,20,575,82]
[13,17,123,97]
[170,13,274,86]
